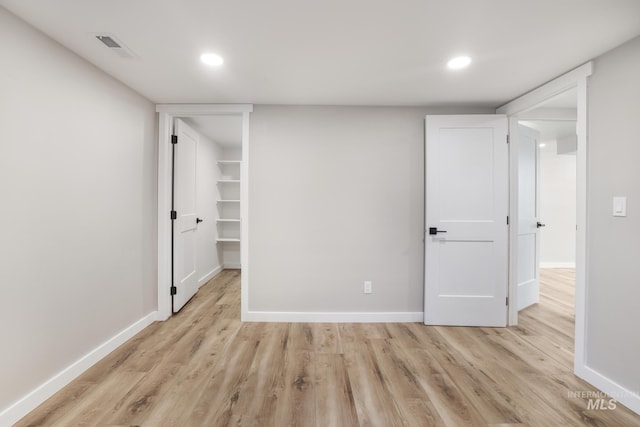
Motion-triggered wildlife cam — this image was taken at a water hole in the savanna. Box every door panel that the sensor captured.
[439,241,495,296]
[173,119,199,312]
[516,124,540,311]
[425,115,508,327]
[439,128,495,220]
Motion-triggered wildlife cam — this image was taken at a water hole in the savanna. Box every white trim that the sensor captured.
[507,117,520,326]
[240,110,250,321]
[0,312,157,426]
[157,111,172,321]
[517,108,577,121]
[540,262,576,269]
[497,63,593,115]
[223,263,242,270]
[501,63,594,398]
[156,104,252,323]
[573,74,589,382]
[575,364,640,415]
[243,311,424,323]
[156,104,253,114]
[198,265,222,287]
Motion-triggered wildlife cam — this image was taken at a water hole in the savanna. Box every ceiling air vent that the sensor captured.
[94,33,137,59]
[96,35,121,48]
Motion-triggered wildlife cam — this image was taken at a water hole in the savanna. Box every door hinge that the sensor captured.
[506,216,509,225]
[506,296,509,306]
[170,286,177,295]
[171,135,178,144]
[506,134,510,144]
[170,210,177,220]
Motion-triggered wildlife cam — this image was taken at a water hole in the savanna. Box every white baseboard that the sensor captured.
[575,363,640,415]
[222,263,241,269]
[198,265,222,287]
[540,262,576,269]
[242,311,424,323]
[0,311,157,427]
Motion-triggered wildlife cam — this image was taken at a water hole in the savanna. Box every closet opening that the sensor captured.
[156,105,252,319]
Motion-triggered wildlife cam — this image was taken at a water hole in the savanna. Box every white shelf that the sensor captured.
[217,160,241,248]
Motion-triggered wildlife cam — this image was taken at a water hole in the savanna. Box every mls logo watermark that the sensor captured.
[568,390,639,410]
[586,397,617,410]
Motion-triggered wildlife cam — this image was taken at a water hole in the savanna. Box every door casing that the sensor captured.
[497,62,592,376]
[156,104,253,321]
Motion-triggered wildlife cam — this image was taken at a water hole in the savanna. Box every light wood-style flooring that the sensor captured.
[16,269,640,426]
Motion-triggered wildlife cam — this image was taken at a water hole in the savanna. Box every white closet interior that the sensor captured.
[181,115,243,278]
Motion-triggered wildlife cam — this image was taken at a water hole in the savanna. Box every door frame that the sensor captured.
[497,62,592,372]
[155,104,253,321]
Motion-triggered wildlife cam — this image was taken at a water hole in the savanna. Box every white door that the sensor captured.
[424,115,509,327]
[516,124,541,310]
[172,119,199,312]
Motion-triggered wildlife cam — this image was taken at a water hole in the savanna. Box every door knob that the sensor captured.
[429,227,447,235]
[196,218,204,223]
[536,222,545,228]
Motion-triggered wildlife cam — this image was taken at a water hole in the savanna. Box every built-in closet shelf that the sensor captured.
[216,219,240,223]
[217,238,241,243]
[217,200,240,203]
[217,160,241,165]
[217,180,240,184]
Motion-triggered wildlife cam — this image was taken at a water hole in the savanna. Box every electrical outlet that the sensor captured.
[364,281,372,294]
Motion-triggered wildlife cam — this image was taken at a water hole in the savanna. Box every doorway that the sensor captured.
[516,87,578,312]
[498,62,591,376]
[156,104,252,320]
[515,89,578,364]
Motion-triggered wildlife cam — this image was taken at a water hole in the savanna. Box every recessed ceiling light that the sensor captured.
[539,143,546,147]
[200,53,224,67]
[447,56,472,70]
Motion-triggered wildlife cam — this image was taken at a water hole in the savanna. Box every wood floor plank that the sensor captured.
[437,362,522,425]
[12,381,95,427]
[49,372,146,427]
[343,340,407,426]
[140,318,242,426]
[186,324,262,426]
[399,345,489,426]
[371,339,449,426]
[272,349,316,427]
[15,268,640,426]
[229,323,290,425]
[313,323,344,354]
[315,354,360,427]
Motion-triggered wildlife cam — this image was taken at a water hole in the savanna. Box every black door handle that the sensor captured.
[196,218,204,223]
[536,222,545,228]
[429,227,447,235]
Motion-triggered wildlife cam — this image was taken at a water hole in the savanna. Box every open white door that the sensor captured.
[516,124,541,310]
[425,115,509,327]
[172,119,199,312]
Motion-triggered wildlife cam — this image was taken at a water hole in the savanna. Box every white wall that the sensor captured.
[539,140,576,267]
[248,105,492,316]
[586,36,640,399]
[0,7,157,417]
[195,133,223,284]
